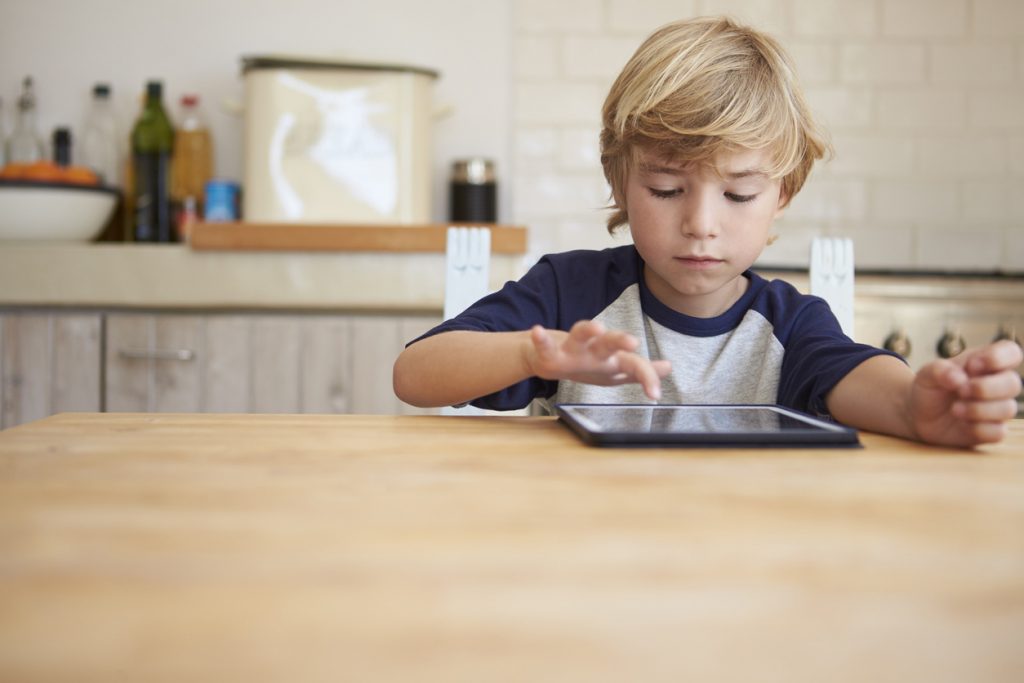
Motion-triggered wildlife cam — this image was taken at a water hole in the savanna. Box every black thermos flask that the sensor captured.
[449,158,497,222]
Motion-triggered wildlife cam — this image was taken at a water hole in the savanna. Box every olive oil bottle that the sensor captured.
[130,81,175,242]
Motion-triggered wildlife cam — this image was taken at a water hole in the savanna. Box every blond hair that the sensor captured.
[600,16,831,233]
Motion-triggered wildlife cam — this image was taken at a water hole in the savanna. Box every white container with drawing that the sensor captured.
[241,56,439,224]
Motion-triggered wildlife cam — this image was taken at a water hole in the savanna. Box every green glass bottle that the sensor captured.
[131,80,175,242]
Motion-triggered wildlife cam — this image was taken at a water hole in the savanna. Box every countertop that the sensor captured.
[0,243,529,311]
[5,240,1023,313]
[1,412,1022,682]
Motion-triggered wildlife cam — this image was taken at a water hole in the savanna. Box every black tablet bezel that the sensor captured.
[555,403,861,448]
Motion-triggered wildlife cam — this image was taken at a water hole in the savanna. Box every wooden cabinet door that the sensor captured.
[104,312,440,416]
[201,316,252,413]
[106,313,298,414]
[239,313,440,415]
[281,313,440,415]
[281,313,438,415]
[105,314,206,412]
[0,312,102,428]
[349,315,404,414]
[298,316,352,414]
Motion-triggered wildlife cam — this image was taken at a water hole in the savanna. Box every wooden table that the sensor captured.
[1,414,1022,682]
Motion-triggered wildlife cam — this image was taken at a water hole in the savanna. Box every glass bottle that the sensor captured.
[170,93,213,238]
[130,80,175,243]
[5,77,46,164]
[81,83,121,186]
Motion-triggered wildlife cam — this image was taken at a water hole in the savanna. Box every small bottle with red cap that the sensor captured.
[170,93,213,240]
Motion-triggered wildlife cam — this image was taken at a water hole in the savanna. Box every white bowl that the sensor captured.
[0,180,119,242]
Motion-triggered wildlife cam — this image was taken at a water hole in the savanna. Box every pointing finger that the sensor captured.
[615,352,662,400]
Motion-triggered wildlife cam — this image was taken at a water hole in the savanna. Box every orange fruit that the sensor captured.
[22,160,63,182]
[1,161,100,185]
[61,165,100,186]
[0,162,30,179]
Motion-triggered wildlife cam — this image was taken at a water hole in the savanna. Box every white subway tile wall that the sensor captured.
[881,0,968,38]
[511,0,1024,272]
[1012,137,1024,175]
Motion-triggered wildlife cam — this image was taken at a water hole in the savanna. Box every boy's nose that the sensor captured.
[680,194,718,239]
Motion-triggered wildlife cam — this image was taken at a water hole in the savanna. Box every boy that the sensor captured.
[394,16,1022,447]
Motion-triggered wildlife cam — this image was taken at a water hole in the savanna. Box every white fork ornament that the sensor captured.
[810,237,855,339]
[442,227,492,416]
[444,226,491,320]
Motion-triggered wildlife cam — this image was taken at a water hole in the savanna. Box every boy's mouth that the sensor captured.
[675,255,723,267]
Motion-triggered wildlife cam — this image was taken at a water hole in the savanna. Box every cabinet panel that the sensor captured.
[52,316,103,414]
[2,315,51,428]
[101,311,441,418]
[105,315,153,412]
[153,315,203,412]
[1,310,441,424]
[350,315,406,414]
[203,316,251,412]
[1,313,101,428]
[106,314,204,413]
[300,316,352,414]
[250,317,302,413]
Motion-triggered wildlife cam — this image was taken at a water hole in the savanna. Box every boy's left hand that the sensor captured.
[909,339,1023,446]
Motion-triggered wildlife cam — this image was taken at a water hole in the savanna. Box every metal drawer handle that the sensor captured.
[118,348,196,361]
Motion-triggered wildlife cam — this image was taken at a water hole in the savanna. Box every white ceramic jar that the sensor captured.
[241,56,439,225]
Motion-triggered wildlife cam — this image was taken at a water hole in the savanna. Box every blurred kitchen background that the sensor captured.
[0,0,1022,425]
[1,0,1021,267]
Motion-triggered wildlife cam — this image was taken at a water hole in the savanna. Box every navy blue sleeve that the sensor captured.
[406,247,642,411]
[776,297,904,418]
[418,258,562,337]
[408,257,563,410]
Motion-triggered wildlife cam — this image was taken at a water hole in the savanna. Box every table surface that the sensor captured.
[1,413,1022,683]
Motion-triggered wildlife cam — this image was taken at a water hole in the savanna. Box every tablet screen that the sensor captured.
[555,403,860,448]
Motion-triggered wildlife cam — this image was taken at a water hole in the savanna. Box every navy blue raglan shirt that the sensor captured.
[411,245,898,416]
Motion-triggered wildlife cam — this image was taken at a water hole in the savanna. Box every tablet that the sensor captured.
[555,403,860,448]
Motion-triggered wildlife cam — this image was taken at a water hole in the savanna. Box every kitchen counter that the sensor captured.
[1,412,1022,682]
[0,243,529,311]
[7,242,1023,313]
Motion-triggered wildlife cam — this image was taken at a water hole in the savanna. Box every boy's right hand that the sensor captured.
[524,321,671,400]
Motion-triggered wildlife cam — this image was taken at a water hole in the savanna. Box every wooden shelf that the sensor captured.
[189,222,528,254]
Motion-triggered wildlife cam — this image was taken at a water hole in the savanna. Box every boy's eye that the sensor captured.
[647,187,758,203]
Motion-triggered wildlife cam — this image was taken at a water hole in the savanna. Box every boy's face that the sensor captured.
[624,146,787,318]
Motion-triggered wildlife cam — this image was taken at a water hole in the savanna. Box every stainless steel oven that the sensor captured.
[763,270,1024,417]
